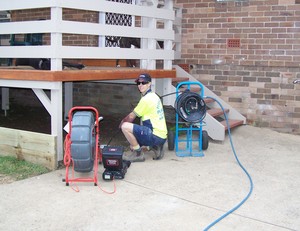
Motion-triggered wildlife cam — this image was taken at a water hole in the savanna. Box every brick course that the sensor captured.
[175,0,300,134]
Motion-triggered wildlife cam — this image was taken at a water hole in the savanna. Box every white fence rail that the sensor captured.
[0,0,179,70]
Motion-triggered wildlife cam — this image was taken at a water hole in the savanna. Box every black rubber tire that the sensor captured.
[168,129,175,151]
[202,130,209,150]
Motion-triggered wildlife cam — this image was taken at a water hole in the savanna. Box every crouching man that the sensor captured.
[119,73,167,162]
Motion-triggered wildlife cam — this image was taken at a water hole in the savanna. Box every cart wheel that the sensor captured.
[168,129,175,151]
[202,130,209,150]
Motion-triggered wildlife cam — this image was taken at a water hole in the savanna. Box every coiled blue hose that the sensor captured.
[203,96,254,230]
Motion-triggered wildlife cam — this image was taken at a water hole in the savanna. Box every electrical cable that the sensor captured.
[158,91,177,99]
[97,180,117,194]
[106,129,121,146]
[202,96,253,230]
[63,133,71,166]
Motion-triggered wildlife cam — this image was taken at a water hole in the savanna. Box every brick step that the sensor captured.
[171,77,190,85]
[207,108,229,117]
[204,97,214,104]
[220,119,244,130]
[178,86,202,93]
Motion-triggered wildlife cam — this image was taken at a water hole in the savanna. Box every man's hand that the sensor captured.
[119,112,136,129]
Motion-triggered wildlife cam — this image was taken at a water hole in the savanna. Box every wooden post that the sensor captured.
[1,87,9,116]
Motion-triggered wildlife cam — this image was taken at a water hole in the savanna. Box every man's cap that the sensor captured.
[135,73,152,83]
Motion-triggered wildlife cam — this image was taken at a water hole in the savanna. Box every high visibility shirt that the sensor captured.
[134,91,167,139]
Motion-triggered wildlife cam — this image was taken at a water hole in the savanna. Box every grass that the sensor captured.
[0,156,50,181]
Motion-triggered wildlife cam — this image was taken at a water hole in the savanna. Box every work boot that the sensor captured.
[152,144,165,160]
[123,149,145,162]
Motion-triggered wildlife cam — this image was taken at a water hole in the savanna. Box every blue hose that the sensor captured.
[203,96,254,230]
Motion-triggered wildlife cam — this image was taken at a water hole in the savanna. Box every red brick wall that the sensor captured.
[175,0,300,134]
[11,9,50,21]
[11,9,51,45]
[62,9,99,46]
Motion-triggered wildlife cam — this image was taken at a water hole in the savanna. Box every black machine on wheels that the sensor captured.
[102,146,131,181]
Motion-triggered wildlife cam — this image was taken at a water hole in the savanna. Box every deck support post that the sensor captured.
[1,87,9,116]
[64,82,73,120]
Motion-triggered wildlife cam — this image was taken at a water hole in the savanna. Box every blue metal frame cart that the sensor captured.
[175,81,207,157]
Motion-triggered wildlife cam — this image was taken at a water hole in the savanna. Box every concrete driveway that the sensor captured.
[0,125,299,231]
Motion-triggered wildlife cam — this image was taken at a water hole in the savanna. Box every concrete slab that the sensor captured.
[0,125,299,231]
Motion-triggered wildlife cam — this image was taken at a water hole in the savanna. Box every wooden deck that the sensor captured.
[0,64,176,163]
[0,66,176,82]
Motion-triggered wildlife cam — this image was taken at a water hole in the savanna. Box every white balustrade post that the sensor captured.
[141,15,157,70]
[51,6,63,71]
[51,6,64,161]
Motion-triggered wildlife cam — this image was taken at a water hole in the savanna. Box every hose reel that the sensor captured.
[174,89,206,124]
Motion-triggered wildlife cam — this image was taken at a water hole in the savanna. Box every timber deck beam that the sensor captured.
[0,67,176,82]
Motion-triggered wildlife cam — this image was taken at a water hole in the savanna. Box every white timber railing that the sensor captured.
[0,0,176,70]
